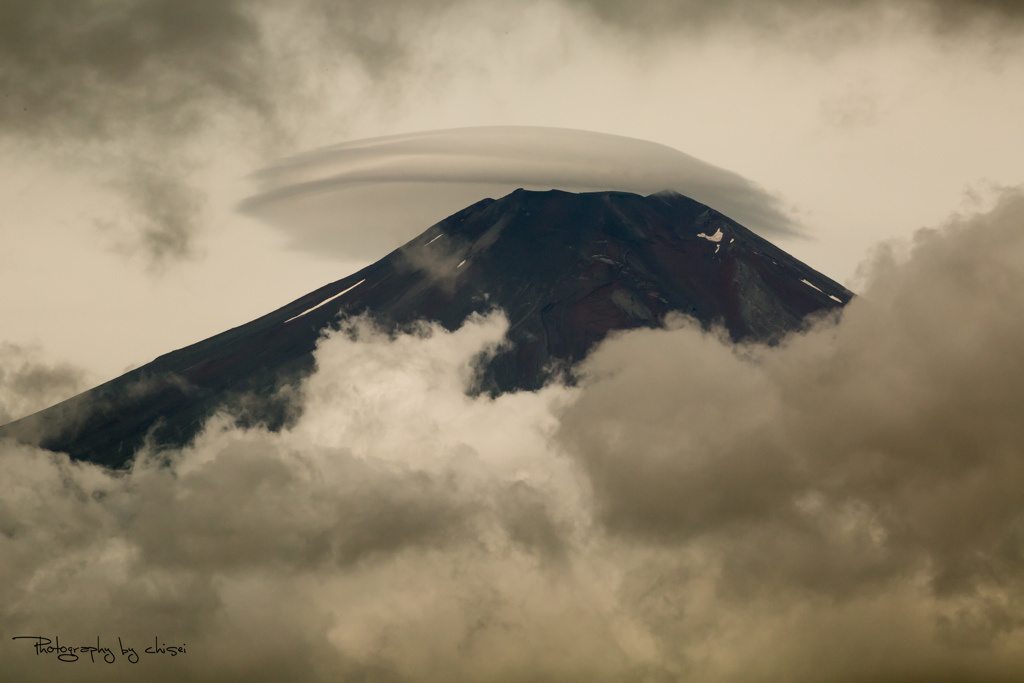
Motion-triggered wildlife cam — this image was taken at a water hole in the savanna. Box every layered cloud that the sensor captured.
[240,126,799,260]
[3,0,1023,269]
[2,189,1023,681]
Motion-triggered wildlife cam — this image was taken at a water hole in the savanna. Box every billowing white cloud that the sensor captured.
[240,126,800,260]
[2,189,1024,681]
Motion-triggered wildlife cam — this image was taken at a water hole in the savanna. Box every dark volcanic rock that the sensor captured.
[0,189,852,468]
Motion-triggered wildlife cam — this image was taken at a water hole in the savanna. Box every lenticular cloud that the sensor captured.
[240,126,799,261]
[3,191,1024,682]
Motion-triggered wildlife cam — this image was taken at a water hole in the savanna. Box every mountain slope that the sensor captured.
[0,189,852,468]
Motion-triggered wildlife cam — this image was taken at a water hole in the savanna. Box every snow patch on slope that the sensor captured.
[801,279,824,294]
[285,279,366,323]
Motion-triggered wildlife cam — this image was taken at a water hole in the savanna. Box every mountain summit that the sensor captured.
[0,189,851,468]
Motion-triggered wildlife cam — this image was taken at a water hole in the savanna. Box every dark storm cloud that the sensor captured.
[0,0,467,266]
[3,0,1020,266]
[3,2,1024,677]
[0,0,256,265]
[5,147,1024,683]
[559,187,1024,616]
[919,0,1024,26]
[4,0,1020,141]
[571,0,1024,32]
[0,0,450,140]
[2,0,1019,140]
[4,189,1024,679]
[0,0,268,140]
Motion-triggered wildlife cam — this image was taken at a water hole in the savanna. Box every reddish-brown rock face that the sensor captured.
[0,189,851,468]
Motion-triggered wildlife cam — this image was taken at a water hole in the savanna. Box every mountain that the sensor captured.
[0,189,852,468]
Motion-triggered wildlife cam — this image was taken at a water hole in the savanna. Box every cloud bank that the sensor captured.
[3,0,1020,140]
[240,126,800,261]
[4,0,1018,141]
[2,188,1024,680]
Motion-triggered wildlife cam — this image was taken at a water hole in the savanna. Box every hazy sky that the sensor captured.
[2,4,1024,680]
[1,0,1023,385]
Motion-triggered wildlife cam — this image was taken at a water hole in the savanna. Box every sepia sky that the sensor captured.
[1,0,1023,385]
[2,4,1024,680]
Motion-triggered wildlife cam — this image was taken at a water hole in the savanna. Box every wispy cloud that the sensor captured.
[0,342,88,424]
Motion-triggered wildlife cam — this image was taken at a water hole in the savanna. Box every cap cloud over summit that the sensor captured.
[241,127,801,261]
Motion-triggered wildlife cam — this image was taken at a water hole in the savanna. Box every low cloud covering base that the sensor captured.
[2,191,1024,681]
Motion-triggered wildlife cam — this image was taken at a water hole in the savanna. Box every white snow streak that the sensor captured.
[284,279,366,323]
[426,234,443,246]
[801,279,824,293]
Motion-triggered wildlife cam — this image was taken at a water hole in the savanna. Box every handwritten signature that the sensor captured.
[11,636,186,663]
